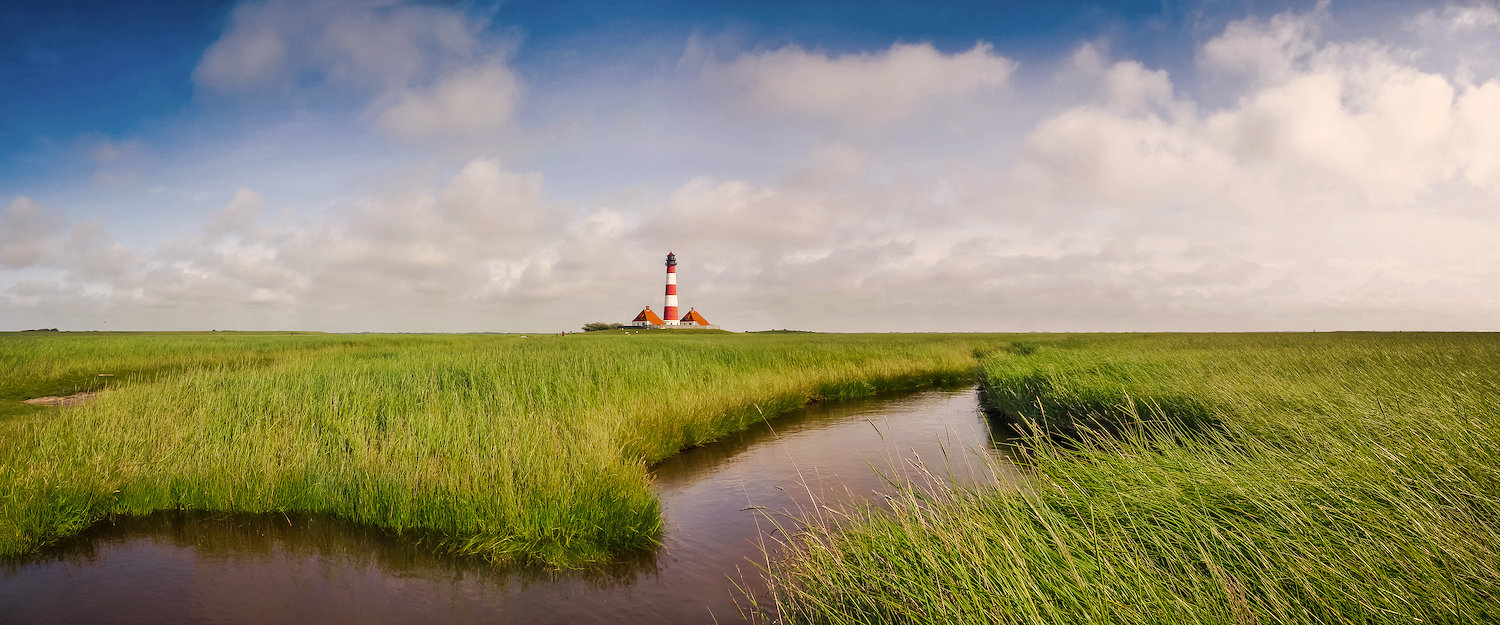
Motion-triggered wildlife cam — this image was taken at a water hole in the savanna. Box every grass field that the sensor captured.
[10,331,1497,621]
[0,331,1006,566]
[763,333,1500,623]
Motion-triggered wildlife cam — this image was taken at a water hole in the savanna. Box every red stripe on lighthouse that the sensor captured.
[665,284,677,295]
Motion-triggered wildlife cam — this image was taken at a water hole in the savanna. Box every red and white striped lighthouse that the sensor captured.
[663,252,680,324]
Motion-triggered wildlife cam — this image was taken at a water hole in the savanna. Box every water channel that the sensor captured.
[2,387,1020,624]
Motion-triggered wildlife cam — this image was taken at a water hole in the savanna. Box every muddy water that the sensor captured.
[2,388,1019,624]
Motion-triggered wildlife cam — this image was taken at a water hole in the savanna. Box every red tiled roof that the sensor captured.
[633,308,665,325]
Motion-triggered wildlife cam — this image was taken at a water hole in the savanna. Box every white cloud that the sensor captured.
[1456,81,1500,190]
[1066,44,1180,117]
[85,137,150,189]
[194,0,490,92]
[61,222,141,283]
[1412,3,1500,32]
[1202,66,1459,204]
[719,42,1016,129]
[1405,2,1500,87]
[377,64,522,141]
[2,159,563,328]
[996,9,1500,329]
[193,0,519,141]
[1199,4,1326,86]
[194,21,287,91]
[205,188,265,237]
[0,198,67,269]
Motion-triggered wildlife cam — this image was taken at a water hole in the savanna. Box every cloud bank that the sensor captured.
[4,2,1500,331]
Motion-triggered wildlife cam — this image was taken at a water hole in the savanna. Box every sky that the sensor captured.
[2,0,1498,332]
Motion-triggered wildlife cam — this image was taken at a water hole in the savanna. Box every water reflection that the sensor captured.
[3,387,1018,625]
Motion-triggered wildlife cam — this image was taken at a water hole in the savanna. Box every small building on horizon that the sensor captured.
[630,306,665,326]
[627,306,714,329]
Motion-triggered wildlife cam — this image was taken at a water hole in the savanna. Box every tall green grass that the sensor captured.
[0,332,1004,565]
[0,331,355,419]
[764,333,1500,623]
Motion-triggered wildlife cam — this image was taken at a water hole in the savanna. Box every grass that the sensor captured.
[0,331,1008,566]
[0,331,351,419]
[763,333,1500,623]
[15,330,1495,620]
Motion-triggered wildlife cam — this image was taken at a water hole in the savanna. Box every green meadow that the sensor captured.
[0,331,1000,565]
[6,331,1498,622]
[764,333,1500,623]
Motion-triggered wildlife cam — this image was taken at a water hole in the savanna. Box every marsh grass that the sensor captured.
[0,332,355,419]
[0,331,1005,566]
[764,333,1500,623]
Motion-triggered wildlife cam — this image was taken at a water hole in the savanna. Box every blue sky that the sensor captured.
[0,0,1231,180]
[2,2,227,149]
[2,0,1498,331]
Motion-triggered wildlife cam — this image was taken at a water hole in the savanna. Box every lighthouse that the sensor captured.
[626,252,714,328]
[664,252,680,324]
